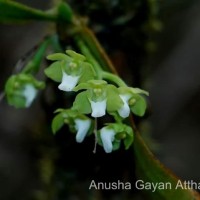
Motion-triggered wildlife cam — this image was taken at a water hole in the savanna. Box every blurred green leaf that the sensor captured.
[0,0,56,23]
[134,130,200,199]
[0,0,73,23]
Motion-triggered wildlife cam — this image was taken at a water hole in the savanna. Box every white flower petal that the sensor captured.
[90,99,107,118]
[118,94,131,118]
[75,119,91,143]
[22,84,37,107]
[58,71,80,92]
[100,127,115,153]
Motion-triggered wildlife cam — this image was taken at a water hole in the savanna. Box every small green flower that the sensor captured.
[99,123,134,153]
[5,74,45,108]
[45,50,96,92]
[117,87,149,117]
[52,109,93,142]
[73,80,123,118]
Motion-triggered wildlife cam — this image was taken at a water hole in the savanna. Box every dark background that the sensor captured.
[0,0,200,199]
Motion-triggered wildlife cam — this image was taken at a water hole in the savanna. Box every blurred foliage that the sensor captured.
[67,0,161,85]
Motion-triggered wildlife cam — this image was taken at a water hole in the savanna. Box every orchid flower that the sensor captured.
[45,50,95,92]
[117,87,149,118]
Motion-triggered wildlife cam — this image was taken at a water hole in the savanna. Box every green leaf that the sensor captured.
[130,95,147,117]
[44,61,62,82]
[72,91,91,114]
[51,113,64,134]
[134,130,200,199]
[0,0,57,23]
[106,85,123,112]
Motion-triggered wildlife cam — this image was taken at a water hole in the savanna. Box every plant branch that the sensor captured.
[102,71,127,87]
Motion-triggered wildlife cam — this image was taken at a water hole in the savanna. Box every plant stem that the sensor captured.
[22,37,51,74]
[79,26,118,74]
[102,71,127,87]
[74,36,103,79]
[93,118,98,154]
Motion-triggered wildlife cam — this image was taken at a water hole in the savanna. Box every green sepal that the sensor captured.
[74,79,107,91]
[66,50,86,61]
[47,53,71,61]
[130,95,147,117]
[44,61,62,82]
[7,94,26,108]
[130,88,149,96]
[72,91,91,114]
[118,86,149,96]
[5,74,45,91]
[52,113,65,134]
[73,82,91,91]
[123,125,134,149]
[5,75,16,94]
[79,63,96,83]
[106,85,123,112]
[112,140,121,151]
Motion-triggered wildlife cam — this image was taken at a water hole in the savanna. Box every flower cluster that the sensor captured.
[45,50,148,153]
